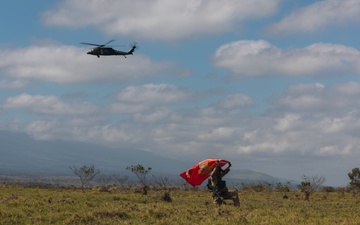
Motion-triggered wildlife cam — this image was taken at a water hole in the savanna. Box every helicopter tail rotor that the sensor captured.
[128,42,138,54]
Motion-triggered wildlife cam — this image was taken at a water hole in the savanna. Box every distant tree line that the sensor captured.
[3,164,357,202]
[68,164,172,193]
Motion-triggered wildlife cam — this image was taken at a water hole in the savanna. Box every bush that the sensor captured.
[321,186,335,192]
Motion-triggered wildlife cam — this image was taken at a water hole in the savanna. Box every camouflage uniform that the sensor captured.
[207,162,240,207]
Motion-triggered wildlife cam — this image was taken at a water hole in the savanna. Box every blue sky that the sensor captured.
[1,0,360,186]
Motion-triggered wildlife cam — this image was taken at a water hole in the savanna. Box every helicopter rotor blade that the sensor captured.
[80,42,101,47]
[104,40,115,46]
[81,40,116,48]
[109,44,126,47]
[99,40,115,48]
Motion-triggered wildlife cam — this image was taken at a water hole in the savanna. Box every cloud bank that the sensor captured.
[0,45,175,84]
[2,81,360,160]
[42,0,279,41]
[267,0,360,34]
[213,40,360,78]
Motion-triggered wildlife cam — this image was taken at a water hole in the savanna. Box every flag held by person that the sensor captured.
[179,158,229,187]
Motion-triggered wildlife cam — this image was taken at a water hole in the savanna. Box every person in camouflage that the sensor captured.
[207,160,240,207]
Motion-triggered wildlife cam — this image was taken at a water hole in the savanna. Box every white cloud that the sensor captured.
[2,93,98,115]
[271,82,360,112]
[318,144,352,156]
[116,83,191,105]
[0,79,28,89]
[218,93,254,109]
[237,139,290,154]
[24,121,60,140]
[109,103,148,114]
[109,83,192,118]
[232,112,360,157]
[266,0,360,35]
[133,107,178,123]
[0,45,174,84]
[274,114,301,132]
[42,0,279,41]
[197,127,236,142]
[213,40,360,78]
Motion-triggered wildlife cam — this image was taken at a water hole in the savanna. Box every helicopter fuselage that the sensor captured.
[87,48,127,57]
[87,46,136,58]
[81,40,136,58]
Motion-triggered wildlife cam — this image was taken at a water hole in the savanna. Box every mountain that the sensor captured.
[226,169,296,185]
[0,131,292,185]
[0,130,186,176]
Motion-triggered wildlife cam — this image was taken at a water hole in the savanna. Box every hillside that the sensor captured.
[0,131,291,185]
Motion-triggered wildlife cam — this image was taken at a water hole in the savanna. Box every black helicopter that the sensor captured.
[81,40,137,58]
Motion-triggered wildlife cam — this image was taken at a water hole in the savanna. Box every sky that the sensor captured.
[1,0,360,186]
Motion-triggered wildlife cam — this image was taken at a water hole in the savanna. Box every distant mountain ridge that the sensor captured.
[0,131,187,175]
[0,131,292,184]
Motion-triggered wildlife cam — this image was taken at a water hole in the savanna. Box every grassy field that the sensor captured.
[1,184,359,224]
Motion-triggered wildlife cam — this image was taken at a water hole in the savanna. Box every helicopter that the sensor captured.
[81,40,137,58]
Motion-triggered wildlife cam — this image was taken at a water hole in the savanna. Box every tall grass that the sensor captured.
[1,184,359,224]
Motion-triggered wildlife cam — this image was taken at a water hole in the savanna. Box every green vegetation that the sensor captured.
[1,184,359,225]
[69,165,100,189]
[348,167,360,193]
[126,164,152,195]
[298,175,326,201]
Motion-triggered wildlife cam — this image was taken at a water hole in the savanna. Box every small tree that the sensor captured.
[70,165,100,189]
[298,175,326,201]
[97,174,113,189]
[152,174,172,190]
[126,164,152,194]
[274,181,291,192]
[348,167,360,194]
[113,175,131,190]
[348,167,360,186]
